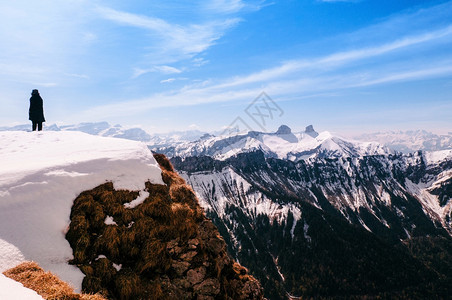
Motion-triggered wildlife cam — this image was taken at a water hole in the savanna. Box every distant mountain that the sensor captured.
[354,130,452,153]
[0,122,207,145]
[0,122,152,142]
[172,149,452,299]
[54,122,154,142]
[147,130,209,147]
[2,123,451,154]
[154,125,393,161]
[152,124,452,299]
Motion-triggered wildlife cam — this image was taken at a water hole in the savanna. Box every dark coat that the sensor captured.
[29,94,45,122]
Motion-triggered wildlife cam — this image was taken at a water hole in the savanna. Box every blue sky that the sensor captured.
[1,0,451,135]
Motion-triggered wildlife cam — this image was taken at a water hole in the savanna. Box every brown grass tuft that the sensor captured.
[169,184,199,209]
[94,226,120,259]
[139,239,171,275]
[153,153,174,172]
[114,271,142,300]
[3,261,106,300]
[143,198,172,220]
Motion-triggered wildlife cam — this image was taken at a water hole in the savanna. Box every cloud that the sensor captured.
[65,73,90,79]
[155,66,183,74]
[96,6,240,64]
[318,0,361,2]
[31,82,59,88]
[160,78,176,83]
[204,0,246,14]
[212,24,452,89]
[192,58,210,67]
[133,65,183,78]
[350,65,452,88]
[203,0,270,14]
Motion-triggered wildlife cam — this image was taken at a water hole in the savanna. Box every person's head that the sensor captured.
[31,89,39,95]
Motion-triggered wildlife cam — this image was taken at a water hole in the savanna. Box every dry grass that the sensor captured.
[3,261,106,300]
[114,271,143,300]
[153,153,174,172]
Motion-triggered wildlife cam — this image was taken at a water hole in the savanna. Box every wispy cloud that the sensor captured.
[65,73,90,79]
[204,0,246,14]
[96,6,240,64]
[350,65,452,88]
[318,0,361,3]
[160,78,176,83]
[192,58,210,67]
[212,24,452,89]
[203,0,270,14]
[155,66,183,74]
[132,65,183,78]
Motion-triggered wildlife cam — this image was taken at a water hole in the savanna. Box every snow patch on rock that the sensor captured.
[124,190,150,209]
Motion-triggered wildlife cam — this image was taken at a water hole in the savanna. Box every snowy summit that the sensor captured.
[0,131,163,291]
[154,125,392,161]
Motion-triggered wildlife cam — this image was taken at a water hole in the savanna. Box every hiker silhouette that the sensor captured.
[29,89,45,131]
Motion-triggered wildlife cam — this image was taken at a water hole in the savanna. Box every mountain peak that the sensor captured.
[276,125,292,135]
[305,124,319,138]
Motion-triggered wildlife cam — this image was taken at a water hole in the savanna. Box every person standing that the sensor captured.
[29,89,45,131]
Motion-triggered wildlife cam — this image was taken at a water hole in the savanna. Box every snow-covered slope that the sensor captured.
[154,125,392,161]
[183,167,302,226]
[0,273,44,300]
[0,131,163,291]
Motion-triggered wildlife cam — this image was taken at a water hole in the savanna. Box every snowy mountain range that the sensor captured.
[153,125,393,161]
[0,122,206,145]
[2,122,451,153]
[171,148,452,298]
[154,124,452,299]
[354,129,452,153]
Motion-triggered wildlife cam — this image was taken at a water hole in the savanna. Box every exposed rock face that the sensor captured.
[275,125,291,135]
[304,124,318,137]
[65,153,263,300]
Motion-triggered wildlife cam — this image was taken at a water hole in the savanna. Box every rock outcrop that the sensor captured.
[65,153,263,299]
[304,124,318,137]
[275,125,291,135]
